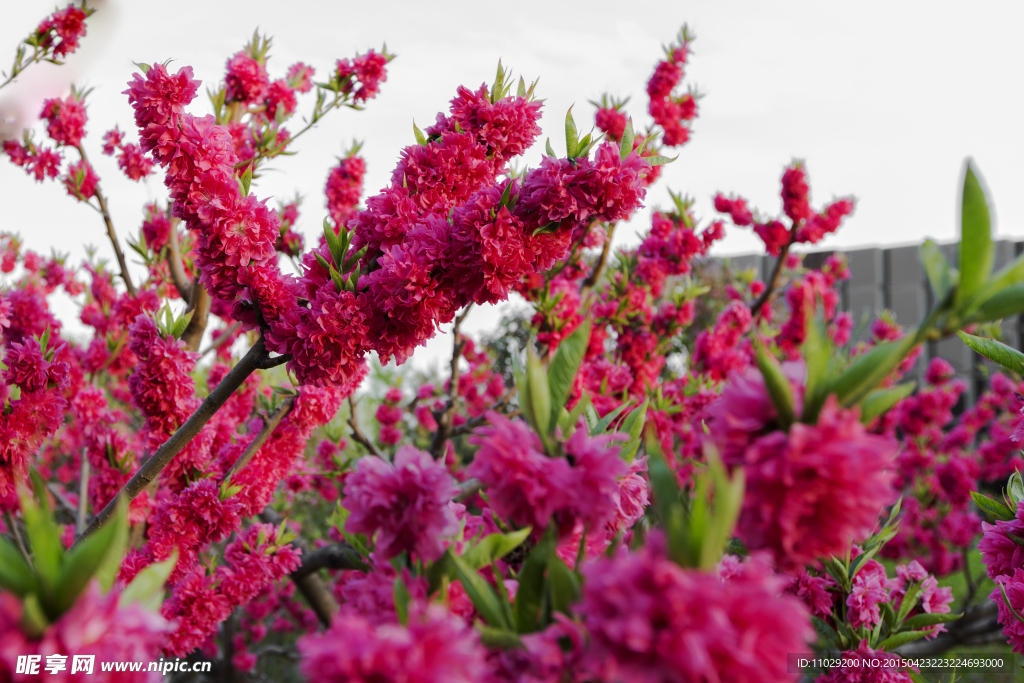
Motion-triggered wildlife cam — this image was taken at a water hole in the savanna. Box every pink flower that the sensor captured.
[116,143,154,181]
[595,106,627,142]
[979,506,1024,580]
[815,640,915,682]
[161,569,232,656]
[325,155,366,226]
[468,412,574,531]
[298,603,489,683]
[343,446,458,561]
[562,427,629,531]
[225,51,269,104]
[35,4,89,58]
[721,395,897,569]
[62,158,99,200]
[41,95,88,147]
[286,62,315,93]
[580,537,812,683]
[781,164,812,224]
[785,570,835,619]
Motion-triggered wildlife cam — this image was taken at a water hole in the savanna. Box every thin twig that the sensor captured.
[180,274,210,353]
[259,508,338,627]
[75,337,288,545]
[454,479,483,503]
[165,214,192,301]
[347,396,382,458]
[76,453,90,536]
[200,322,242,358]
[581,222,616,291]
[224,398,294,482]
[448,388,518,439]
[76,145,135,297]
[46,483,77,519]
[291,543,364,580]
[429,306,472,458]
[749,231,797,317]
[5,512,31,565]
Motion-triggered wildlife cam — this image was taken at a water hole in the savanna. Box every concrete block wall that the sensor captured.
[717,239,1024,406]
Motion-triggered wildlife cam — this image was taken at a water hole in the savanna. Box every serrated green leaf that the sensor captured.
[492,60,506,104]
[896,581,923,625]
[955,161,993,307]
[880,601,897,632]
[0,536,35,596]
[619,117,635,160]
[323,218,343,265]
[966,251,1024,319]
[957,331,1024,375]
[451,551,510,629]
[412,121,427,146]
[645,154,677,166]
[591,402,631,436]
[54,498,126,615]
[971,283,1024,323]
[920,239,959,302]
[811,615,840,649]
[755,343,796,428]
[545,138,555,157]
[879,630,929,650]
[461,527,532,571]
[901,612,962,630]
[479,625,524,649]
[20,482,61,598]
[547,319,590,429]
[394,576,411,625]
[516,76,527,98]
[525,347,551,442]
[426,550,454,595]
[170,311,193,339]
[831,335,919,408]
[801,314,831,423]
[971,490,1016,521]
[564,106,579,158]
[618,399,648,461]
[239,164,253,196]
[547,555,580,615]
[91,497,128,593]
[119,550,177,612]
[858,382,916,425]
[328,261,345,294]
[514,529,553,633]
[20,593,49,638]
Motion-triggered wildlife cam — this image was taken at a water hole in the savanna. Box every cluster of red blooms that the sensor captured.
[645,34,698,147]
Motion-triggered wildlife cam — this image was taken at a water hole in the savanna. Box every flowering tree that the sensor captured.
[1,4,1024,683]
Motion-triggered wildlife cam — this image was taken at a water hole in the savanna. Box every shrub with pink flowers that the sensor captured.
[4,5,1024,682]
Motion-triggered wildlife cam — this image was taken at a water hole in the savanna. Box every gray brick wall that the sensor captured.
[717,239,1024,405]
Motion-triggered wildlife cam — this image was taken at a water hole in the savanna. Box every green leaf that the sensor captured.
[857,382,916,425]
[412,121,427,146]
[564,106,579,158]
[880,601,897,632]
[619,117,635,160]
[754,343,796,429]
[901,612,962,630]
[831,335,919,408]
[19,483,62,597]
[957,331,1024,376]
[525,347,551,441]
[645,154,677,166]
[119,550,177,612]
[170,311,193,339]
[971,283,1024,323]
[514,529,553,633]
[699,447,745,570]
[328,261,345,294]
[562,393,591,436]
[491,60,506,104]
[955,161,994,307]
[323,218,343,266]
[801,314,832,423]
[239,164,253,196]
[516,76,527,98]
[450,551,510,629]
[0,537,35,596]
[966,252,1024,319]
[461,527,532,571]
[591,402,631,436]
[54,499,127,615]
[393,576,411,626]
[1009,470,1024,507]
[426,551,454,594]
[20,593,49,638]
[618,399,648,462]
[545,138,555,157]
[547,319,590,429]
[478,626,524,649]
[896,581,923,625]
[91,497,128,593]
[878,630,929,650]
[546,555,580,615]
[811,615,841,649]
[920,239,958,302]
[971,490,1016,521]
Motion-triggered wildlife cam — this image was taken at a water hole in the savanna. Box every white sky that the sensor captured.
[2,0,1023,373]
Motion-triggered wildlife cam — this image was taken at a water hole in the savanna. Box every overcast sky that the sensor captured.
[2,0,1022,372]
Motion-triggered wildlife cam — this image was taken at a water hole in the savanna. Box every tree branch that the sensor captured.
[76,145,135,297]
[200,322,242,359]
[76,454,89,536]
[259,508,339,627]
[749,231,797,317]
[454,478,483,503]
[430,306,471,458]
[347,396,382,458]
[5,512,30,566]
[581,222,616,291]
[75,337,280,545]
[165,216,192,301]
[180,274,210,353]
[291,543,364,580]
[223,398,294,483]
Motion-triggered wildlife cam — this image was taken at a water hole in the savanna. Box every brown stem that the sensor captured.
[454,478,483,503]
[76,145,135,297]
[291,543,364,580]
[74,337,288,546]
[76,453,90,536]
[200,322,242,358]
[749,234,795,317]
[223,398,294,483]
[581,222,616,291]
[5,512,30,566]
[348,396,382,458]
[448,388,518,439]
[222,609,238,683]
[430,306,472,458]
[179,276,210,353]
[46,483,77,519]
[165,218,192,301]
[259,509,338,627]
